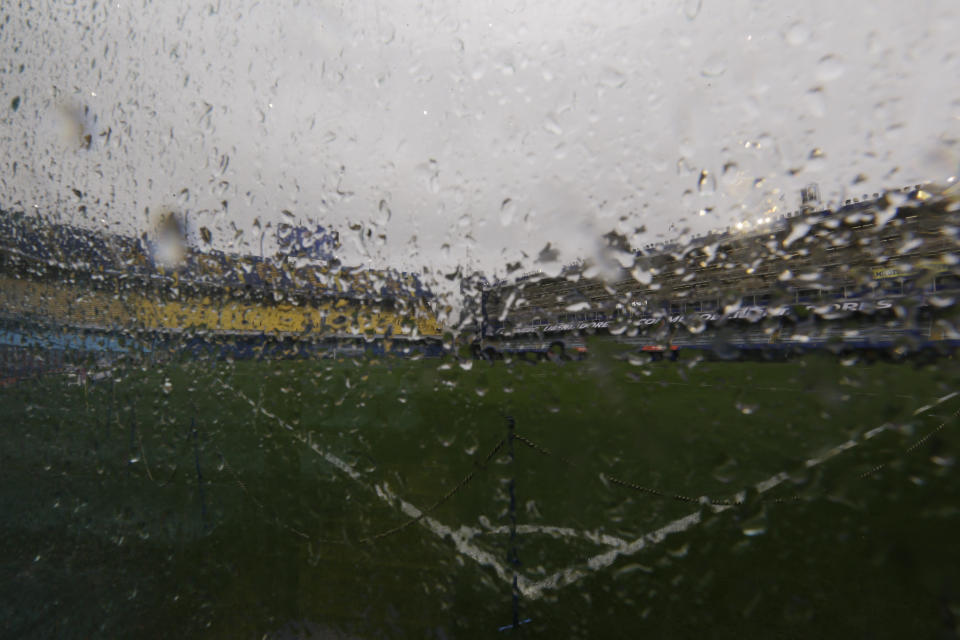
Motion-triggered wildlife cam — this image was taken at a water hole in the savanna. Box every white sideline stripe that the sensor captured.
[522,512,704,599]
[803,440,859,469]
[913,391,959,416]
[473,524,629,548]
[217,377,957,601]
[218,378,629,594]
[217,379,518,589]
[380,484,519,588]
[521,388,960,599]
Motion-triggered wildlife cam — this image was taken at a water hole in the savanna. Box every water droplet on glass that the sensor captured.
[721,162,739,185]
[805,88,825,117]
[376,199,392,225]
[815,55,845,82]
[807,148,826,171]
[628,353,652,366]
[683,0,702,20]
[600,67,627,88]
[784,21,810,46]
[735,401,757,415]
[614,563,654,579]
[742,518,767,537]
[543,114,563,135]
[698,170,716,195]
[631,267,653,285]
[500,198,515,226]
[700,55,726,78]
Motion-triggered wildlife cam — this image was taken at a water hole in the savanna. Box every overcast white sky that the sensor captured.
[1,0,958,287]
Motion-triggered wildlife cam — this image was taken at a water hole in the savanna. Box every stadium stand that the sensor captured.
[0,211,442,363]
[479,184,960,358]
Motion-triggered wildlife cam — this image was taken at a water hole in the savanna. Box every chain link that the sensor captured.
[221,454,313,540]
[217,376,510,545]
[358,437,505,543]
[137,429,181,488]
[225,435,507,545]
[218,393,958,546]
[512,433,578,469]
[858,405,960,479]
[515,432,755,506]
[219,437,505,545]
[517,395,959,507]
[603,473,730,505]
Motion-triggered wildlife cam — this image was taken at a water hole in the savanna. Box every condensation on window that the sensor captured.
[1,1,959,637]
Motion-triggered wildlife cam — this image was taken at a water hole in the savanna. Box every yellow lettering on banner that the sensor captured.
[873,261,949,280]
[872,267,901,280]
[0,275,441,338]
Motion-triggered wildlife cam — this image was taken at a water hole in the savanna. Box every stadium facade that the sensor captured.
[0,210,442,371]
[478,183,960,358]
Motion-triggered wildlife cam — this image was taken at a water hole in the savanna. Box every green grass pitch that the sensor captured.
[1,346,959,638]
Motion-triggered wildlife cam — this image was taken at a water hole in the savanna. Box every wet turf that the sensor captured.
[1,346,959,638]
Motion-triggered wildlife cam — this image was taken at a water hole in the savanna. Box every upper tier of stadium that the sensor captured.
[0,211,433,304]
[479,183,960,353]
[0,211,442,342]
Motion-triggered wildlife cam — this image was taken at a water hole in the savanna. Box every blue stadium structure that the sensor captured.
[0,210,443,376]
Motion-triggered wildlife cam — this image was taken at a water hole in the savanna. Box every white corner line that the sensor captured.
[216,376,957,601]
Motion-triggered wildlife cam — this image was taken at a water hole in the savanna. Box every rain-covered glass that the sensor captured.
[2,1,959,638]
